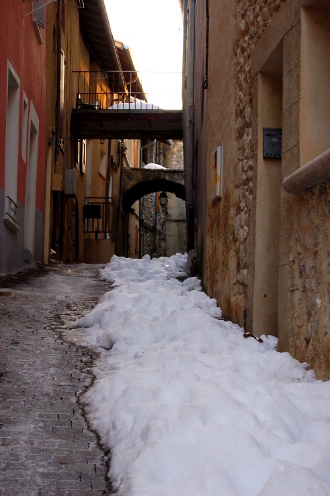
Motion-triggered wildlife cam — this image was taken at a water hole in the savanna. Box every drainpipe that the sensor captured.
[187,0,195,250]
[203,0,209,90]
[55,0,62,163]
[182,0,188,223]
[105,139,112,238]
[154,141,160,257]
[154,192,158,257]
[139,195,142,258]
[116,140,126,254]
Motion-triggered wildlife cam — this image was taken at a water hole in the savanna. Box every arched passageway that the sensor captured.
[122,168,185,210]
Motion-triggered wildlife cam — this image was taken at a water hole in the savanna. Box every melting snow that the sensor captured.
[67,254,330,496]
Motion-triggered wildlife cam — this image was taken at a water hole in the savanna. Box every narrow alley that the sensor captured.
[0,265,112,496]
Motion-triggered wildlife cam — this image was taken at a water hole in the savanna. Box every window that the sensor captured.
[24,102,39,255]
[60,50,65,134]
[86,140,92,197]
[108,174,113,198]
[100,148,106,177]
[33,2,46,28]
[81,139,86,174]
[76,139,86,173]
[22,93,29,163]
[301,7,330,166]
[4,61,20,231]
[32,2,45,44]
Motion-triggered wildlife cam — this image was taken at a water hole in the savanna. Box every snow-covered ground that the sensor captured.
[67,254,330,496]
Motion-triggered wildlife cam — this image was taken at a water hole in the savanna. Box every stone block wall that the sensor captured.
[292,186,330,379]
[235,0,330,379]
[233,0,288,326]
[195,0,329,378]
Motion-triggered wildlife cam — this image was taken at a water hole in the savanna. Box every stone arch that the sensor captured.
[123,178,185,210]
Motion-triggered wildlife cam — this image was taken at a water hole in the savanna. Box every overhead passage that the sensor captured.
[71,109,183,140]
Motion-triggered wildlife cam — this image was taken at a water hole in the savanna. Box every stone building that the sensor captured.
[183,0,330,379]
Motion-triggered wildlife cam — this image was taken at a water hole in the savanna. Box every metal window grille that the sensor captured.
[5,196,19,224]
[84,197,117,238]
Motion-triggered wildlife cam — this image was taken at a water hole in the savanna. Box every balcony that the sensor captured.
[74,70,182,110]
[71,71,183,141]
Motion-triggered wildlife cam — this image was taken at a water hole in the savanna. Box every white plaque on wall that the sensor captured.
[210,144,223,201]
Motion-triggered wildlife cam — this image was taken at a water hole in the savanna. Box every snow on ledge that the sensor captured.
[143,163,167,170]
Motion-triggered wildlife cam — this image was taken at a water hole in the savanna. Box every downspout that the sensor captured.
[188,0,195,250]
[154,141,160,257]
[105,139,112,238]
[154,194,158,257]
[138,201,142,257]
[203,0,209,90]
[55,0,62,163]
[116,141,126,254]
[182,0,188,223]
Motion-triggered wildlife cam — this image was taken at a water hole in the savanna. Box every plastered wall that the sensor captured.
[202,0,330,379]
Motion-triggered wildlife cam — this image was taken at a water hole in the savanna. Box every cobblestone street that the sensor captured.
[0,264,113,496]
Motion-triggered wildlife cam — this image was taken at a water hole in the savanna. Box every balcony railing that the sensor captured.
[73,70,182,111]
[83,197,117,238]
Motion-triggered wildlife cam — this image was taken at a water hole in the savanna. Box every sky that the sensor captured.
[65,254,330,495]
[104,0,183,108]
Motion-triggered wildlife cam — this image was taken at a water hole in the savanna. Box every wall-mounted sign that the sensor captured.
[263,128,282,159]
[210,144,223,201]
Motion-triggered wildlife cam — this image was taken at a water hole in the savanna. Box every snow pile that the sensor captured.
[69,255,330,496]
[143,163,167,170]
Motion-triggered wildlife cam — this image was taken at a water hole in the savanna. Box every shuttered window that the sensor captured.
[33,2,45,29]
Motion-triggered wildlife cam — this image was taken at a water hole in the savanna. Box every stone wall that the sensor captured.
[233,0,288,323]
[141,193,167,258]
[235,0,330,379]
[193,0,330,378]
[160,141,184,170]
[204,0,289,325]
[292,185,330,379]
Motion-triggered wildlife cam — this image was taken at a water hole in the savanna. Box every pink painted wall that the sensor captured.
[0,0,46,212]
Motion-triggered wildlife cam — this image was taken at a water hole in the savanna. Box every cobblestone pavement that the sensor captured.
[0,264,113,496]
